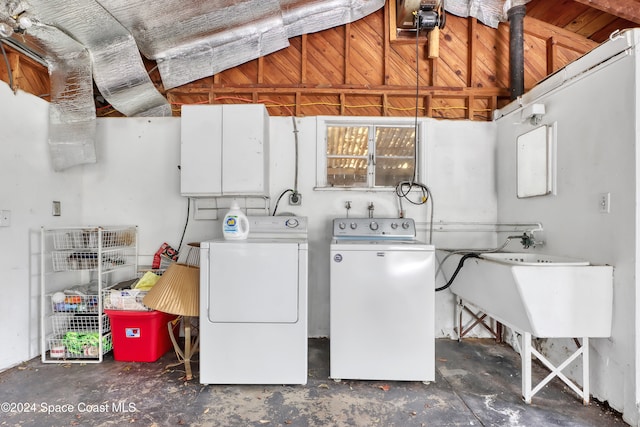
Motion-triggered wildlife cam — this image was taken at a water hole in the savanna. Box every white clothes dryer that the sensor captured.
[199,216,308,384]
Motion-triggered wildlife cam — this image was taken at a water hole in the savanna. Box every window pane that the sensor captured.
[327,126,369,156]
[326,126,369,186]
[374,126,415,186]
[327,157,368,187]
[374,157,415,187]
[375,127,415,157]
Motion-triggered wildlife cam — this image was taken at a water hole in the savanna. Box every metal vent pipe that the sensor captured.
[507,4,526,100]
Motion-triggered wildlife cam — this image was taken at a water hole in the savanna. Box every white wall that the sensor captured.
[83,117,214,264]
[0,83,83,370]
[495,50,638,423]
[268,116,498,337]
[0,77,499,371]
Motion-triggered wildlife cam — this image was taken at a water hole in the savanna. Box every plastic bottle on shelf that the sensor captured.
[222,200,249,240]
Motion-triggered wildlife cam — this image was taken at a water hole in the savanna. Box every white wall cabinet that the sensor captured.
[180,104,270,197]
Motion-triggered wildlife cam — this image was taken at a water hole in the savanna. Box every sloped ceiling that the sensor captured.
[1,0,637,169]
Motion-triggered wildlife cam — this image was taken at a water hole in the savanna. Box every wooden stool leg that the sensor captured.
[184,318,192,380]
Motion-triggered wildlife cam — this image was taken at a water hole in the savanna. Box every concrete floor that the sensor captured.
[0,338,626,426]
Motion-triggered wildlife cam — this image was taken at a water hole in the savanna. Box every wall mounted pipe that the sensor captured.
[507,4,526,100]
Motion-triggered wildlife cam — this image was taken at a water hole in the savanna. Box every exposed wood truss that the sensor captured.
[166,7,597,120]
[0,45,49,100]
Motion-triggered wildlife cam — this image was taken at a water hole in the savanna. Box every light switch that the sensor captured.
[52,201,61,216]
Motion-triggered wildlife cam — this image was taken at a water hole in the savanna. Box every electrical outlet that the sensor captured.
[599,192,610,214]
[289,192,302,206]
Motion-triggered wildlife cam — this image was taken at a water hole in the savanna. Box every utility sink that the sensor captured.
[447,252,613,338]
[479,252,590,266]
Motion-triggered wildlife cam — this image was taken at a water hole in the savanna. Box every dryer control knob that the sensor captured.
[369,221,379,231]
[338,222,346,230]
[402,221,411,229]
[390,222,398,229]
[350,222,358,230]
[286,218,299,228]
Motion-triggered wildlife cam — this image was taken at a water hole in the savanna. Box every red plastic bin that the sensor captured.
[105,309,178,362]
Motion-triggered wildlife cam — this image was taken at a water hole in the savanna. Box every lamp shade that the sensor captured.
[142,263,199,316]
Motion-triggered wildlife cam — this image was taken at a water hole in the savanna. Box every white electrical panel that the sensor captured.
[180,104,269,197]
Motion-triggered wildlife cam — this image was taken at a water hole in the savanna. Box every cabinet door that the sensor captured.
[180,105,223,196]
[221,104,269,195]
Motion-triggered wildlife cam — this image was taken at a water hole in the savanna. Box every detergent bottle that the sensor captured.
[222,200,249,240]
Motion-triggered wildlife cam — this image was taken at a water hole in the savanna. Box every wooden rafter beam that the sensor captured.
[573,0,640,25]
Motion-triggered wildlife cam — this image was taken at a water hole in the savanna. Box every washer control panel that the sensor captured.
[332,218,416,239]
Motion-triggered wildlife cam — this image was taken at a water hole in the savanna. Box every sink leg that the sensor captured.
[582,337,590,405]
[456,298,462,342]
[521,332,533,403]
[456,298,502,342]
[519,333,590,405]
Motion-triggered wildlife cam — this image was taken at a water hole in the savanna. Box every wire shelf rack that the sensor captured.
[52,249,129,271]
[52,227,136,250]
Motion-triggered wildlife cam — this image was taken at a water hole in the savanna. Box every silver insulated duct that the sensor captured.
[1,0,386,169]
[280,0,385,38]
[98,0,385,90]
[98,0,290,90]
[1,0,171,170]
[25,0,171,117]
[445,0,527,29]
[1,2,98,171]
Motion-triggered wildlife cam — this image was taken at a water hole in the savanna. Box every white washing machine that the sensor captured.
[199,216,308,384]
[330,217,435,382]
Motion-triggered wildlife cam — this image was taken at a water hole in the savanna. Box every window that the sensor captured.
[317,118,423,189]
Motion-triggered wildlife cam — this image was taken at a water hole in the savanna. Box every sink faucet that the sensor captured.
[521,229,545,249]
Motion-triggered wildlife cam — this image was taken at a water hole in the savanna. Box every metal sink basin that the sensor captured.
[447,252,613,338]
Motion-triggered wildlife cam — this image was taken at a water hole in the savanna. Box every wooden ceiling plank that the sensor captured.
[573,11,618,38]
[564,8,606,33]
[590,17,635,41]
[468,17,477,88]
[573,0,640,25]
[344,23,351,85]
[301,34,308,84]
[528,0,590,28]
[524,16,599,52]
[383,3,391,85]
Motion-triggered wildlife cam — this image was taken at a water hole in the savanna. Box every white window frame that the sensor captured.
[315,116,427,190]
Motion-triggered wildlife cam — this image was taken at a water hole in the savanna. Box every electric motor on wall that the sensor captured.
[396,0,446,31]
